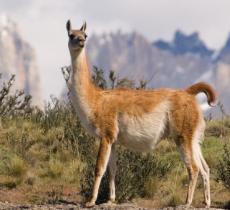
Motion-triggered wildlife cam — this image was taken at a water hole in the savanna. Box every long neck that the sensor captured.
[70,48,96,99]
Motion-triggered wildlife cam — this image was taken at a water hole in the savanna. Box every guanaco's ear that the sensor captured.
[80,21,87,32]
[66,20,72,35]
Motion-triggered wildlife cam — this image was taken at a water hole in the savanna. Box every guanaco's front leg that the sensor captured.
[85,137,112,207]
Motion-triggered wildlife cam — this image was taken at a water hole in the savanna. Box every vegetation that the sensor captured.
[0,74,32,119]
[217,144,230,190]
[0,72,229,208]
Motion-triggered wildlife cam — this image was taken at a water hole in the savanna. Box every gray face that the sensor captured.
[66,20,87,51]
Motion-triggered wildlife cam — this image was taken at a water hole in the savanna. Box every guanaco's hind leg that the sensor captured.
[85,138,112,207]
[194,142,211,207]
[191,120,211,207]
[176,133,211,207]
[107,145,117,204]
[176,137,199,207]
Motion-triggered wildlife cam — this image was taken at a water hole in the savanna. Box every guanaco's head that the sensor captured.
[66,20,87,54]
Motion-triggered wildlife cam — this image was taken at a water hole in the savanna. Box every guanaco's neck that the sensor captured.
[70,48,98,121]
[70,48,96,97]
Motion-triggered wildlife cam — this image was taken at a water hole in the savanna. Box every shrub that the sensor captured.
[6,156,27,177]
[167,194,183,207]
[217,144,230,190]
[81,146,174,203]
[0,155,26,177]
[205,116,230,138]
[0,74,32,118]
[0,176,17,189]
[46,158,64,179]
[143,177,159,198]
[63,159,86,185]
[0,153,27,186]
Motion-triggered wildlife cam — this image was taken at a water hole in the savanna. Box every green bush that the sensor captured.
[0,152,27,186]
[63,159,85,185]
[205,120,230,137]
[81,146,174,203]
[217,144,230,190]
[46,158,64,179]
[0,74,32,118]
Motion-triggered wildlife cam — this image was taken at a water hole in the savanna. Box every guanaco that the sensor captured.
[66,20,217,208]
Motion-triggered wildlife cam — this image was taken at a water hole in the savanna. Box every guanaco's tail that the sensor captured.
[186,82,217,107]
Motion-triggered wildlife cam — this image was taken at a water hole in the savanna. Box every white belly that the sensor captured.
[117,101,169,152]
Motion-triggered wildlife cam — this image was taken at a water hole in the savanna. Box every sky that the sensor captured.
[0,0,230,101]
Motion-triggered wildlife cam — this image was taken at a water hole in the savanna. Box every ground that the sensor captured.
[0,202,226,210]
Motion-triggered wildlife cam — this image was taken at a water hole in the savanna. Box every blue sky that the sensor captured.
[0,0,230,101]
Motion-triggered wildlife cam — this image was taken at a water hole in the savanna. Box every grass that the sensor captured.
[0,101,229,208]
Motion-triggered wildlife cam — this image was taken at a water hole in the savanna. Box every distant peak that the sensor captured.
[216,33,230,61]
[220,33,230,53]
[224,33,230,48]
[174,30,199,39]
[174,30,200,46]
[173,30,205,51]
[0,14,17,30]
[154,30,213,57]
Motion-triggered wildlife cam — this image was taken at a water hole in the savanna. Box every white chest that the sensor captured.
[69,90,98,137]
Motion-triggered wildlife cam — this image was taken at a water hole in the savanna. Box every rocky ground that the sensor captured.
[0,202,226,210]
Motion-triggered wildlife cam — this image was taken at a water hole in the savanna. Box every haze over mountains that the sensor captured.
[0,15,42,107]
[87,30,230,115]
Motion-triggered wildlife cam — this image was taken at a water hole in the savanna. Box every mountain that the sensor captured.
[0,15,42,107]
[217,34,230,63]
[87,31,213,88]
[86,30,230,116]
[154,30,214,57]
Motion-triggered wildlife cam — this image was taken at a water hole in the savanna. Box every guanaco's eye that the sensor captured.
[85,34,87,39]
[69,34,75,40]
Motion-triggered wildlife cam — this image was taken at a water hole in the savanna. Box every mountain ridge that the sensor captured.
[153,30,214,57]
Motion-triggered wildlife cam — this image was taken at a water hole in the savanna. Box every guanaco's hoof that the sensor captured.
[205,204,210,209]
[85,201,95,208]
[178,204,191,209]
[105,200,116,206]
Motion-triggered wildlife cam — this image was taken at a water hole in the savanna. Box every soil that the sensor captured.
[0,202,226,210]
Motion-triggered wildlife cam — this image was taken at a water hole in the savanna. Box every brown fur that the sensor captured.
[186,82,217,106]
[66,20,217,208]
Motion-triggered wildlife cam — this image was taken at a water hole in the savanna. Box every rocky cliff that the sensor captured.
[0,15,42,107]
